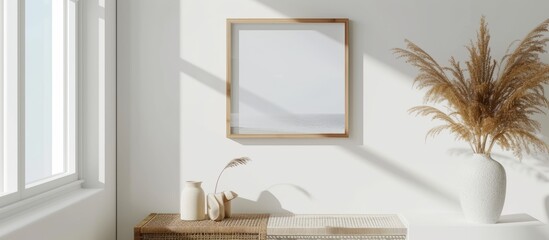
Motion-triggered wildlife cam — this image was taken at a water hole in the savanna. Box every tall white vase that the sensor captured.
[460,154,506,224]
[180,181,205,220]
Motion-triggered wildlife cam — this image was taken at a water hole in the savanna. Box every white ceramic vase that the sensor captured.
[180,181,205,220]
[460,154,506,224]
[206,191,238,221]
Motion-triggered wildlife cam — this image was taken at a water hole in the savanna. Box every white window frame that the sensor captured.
[0,0,81,210]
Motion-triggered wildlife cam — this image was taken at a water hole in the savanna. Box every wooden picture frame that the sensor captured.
[227,18,349,138]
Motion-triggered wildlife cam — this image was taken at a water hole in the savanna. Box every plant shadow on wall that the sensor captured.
[232,191,292,214]
[180,58,460,209]
[231,184,312,214]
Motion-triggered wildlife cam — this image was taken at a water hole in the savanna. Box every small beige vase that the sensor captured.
[180,181,205,220]
[207,191,238,221]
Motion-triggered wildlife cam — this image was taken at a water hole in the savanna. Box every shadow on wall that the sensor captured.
[232,191,293,214]
[181,59,460,210]
[342,145,460,208]
[232,184,312,214]
[179,8,459,208]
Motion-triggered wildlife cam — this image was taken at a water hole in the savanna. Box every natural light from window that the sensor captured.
[0,0,78,209]
[24,0,76,186]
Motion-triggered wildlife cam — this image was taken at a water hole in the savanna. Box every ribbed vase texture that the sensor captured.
[460,154,506,224]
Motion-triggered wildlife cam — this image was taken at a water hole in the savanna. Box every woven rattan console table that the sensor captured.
[135,214,407,240]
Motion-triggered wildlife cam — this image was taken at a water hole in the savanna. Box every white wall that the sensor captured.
[0,0,117,239]
[117,0,181,239]
[118,0,549,239]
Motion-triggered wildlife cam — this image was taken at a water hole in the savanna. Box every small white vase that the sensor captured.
[460,154,506,224]
[180,181,205,220]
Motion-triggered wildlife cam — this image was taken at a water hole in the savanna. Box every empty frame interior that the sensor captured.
[227,19,349,138]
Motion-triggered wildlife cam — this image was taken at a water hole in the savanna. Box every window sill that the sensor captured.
[0,181,101,236]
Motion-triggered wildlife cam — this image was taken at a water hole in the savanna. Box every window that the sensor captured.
[0,0,79,208]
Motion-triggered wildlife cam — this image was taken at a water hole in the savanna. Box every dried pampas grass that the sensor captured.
[214,157,251,193]
[394,17,549,159]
